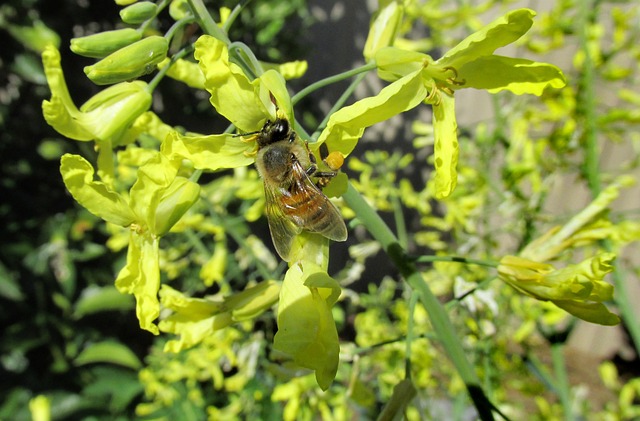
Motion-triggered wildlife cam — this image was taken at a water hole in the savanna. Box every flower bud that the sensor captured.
[70,28,142,58]
[84,36,168,85]
[119,1,158,24]
[363,1,403,61]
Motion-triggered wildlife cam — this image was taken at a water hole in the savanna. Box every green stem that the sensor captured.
[228,41,262,79]
[187,0,230,43]
[138,0,171,33]
[164,15,196,42]
[222,0,249,33]
[551,343,574,421]
[311,71,368,142]
[579,1,600,195]
[147,44,194,92]
[342,181,499,421]
[405,291,419,379]
[415,255,499,268]
[578,0,640,351]
[291,62,377,106]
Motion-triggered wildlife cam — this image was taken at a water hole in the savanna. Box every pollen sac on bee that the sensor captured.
[324,151,344,172]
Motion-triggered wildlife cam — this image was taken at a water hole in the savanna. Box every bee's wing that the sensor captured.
[263,182,302,261]
[288,161,348,242]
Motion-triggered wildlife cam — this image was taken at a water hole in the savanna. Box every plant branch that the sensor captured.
[578,0,640,352]
[342,181,503,421]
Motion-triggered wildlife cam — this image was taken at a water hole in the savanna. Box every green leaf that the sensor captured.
[0,261,24,301]
[4,20,60,52]
[317,68,428,156]
[73,285,135,318]
[378,379,417,420]
[432,93,458,199]
[273,263,340,390]
[60,154,137,227]
[438,8,536,69]
[74,341,142,369]
[458,56,566,95]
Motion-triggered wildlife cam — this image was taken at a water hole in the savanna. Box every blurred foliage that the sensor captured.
[1,0,639,420]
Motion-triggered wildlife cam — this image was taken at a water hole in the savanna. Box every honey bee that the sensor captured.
[251,117,347,261]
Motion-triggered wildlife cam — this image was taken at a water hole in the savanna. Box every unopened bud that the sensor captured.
[71,28,142,58]
[84,36,169,85]
[120,1,158,24]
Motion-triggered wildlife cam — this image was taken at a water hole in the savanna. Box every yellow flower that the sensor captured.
[497,254,619,325]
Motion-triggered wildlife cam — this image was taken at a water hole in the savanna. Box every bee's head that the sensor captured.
[258,118,291,147]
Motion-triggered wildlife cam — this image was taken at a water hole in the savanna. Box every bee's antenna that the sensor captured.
[233,129,261,138]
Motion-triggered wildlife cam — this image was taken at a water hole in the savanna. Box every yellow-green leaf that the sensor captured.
[74,340,142,369]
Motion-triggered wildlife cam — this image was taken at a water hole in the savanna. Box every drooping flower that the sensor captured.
[496,177,635,326]
[498,254,619,325]
[60,153,200,334]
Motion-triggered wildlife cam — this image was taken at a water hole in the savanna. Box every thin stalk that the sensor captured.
[311,71,368,141]
[164,16,196,42]
[415,255,499,268]
[405,291,419,379]
[138,0,171,34]
[391,191,408,249]
[578,0,640,351]
[222,0,250,33]
[147,45,194,92]
[187,0,230,43]
[291,62,377,106]
[342,181,500,421]
[551,343,574,421]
